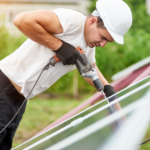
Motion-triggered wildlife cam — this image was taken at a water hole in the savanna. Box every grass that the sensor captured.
[12,95,90,148]
[12,95,150,149]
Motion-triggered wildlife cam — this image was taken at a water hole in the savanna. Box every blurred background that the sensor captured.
[0,0,150,149]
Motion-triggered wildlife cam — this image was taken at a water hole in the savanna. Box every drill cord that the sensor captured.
[0,62,50,134]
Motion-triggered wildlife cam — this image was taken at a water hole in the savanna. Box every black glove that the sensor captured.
[104,85,117,102]
[53,41,86,65]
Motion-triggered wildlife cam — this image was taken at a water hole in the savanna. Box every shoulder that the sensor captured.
[52,8,84,18]
[52,8,86,30]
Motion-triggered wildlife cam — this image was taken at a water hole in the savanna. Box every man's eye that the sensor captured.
[102,36,106,40]
[102,36,108,41]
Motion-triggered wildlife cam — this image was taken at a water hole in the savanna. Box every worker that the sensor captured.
[0,0,132,149]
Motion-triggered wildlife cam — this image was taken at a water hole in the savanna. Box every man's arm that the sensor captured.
[13,10,63,50]
[13,10,85,65]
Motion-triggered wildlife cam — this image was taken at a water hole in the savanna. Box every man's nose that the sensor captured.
[100,40,108,47]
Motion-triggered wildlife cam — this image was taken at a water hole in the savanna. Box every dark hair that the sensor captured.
[88,14,105,28]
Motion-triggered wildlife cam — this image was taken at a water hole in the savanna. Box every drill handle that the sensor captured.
[75,47,93,75]
[49,47,90,69]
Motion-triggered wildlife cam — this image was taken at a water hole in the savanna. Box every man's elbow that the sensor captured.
[13,12,30,28]
[13,13,23,27]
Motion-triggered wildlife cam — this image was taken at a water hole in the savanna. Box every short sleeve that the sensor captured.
[52,8,84,35]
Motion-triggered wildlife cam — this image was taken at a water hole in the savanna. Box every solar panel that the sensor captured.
[12,76,150,150]
[46,89,150,150]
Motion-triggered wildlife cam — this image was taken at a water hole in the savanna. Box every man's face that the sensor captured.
[85,17,114,48]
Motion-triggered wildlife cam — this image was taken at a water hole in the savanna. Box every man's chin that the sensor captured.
[90,45,95,48]
[86,43,95,48]
[88,44,94,48]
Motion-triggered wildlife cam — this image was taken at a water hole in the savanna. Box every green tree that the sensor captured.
[0,26,27,60]
[0,27,9,60]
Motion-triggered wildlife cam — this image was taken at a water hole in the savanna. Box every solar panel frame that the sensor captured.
[12,76,150,150]
[46,88,150,150]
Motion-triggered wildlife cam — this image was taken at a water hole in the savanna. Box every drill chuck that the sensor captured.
[92,74,104,91]
[81,70,104,92]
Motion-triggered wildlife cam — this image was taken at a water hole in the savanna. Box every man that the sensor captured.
[0,0,132,149]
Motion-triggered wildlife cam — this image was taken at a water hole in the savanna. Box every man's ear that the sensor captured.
[89,17,98,25]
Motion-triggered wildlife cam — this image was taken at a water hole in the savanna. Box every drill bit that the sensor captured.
[101,90,117,113]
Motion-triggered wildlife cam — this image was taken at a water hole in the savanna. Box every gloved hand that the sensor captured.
[53,41,86,65]
[103,85,117,102]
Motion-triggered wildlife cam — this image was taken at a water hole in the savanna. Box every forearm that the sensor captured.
[13,11,62,50]
[94,64,109,85]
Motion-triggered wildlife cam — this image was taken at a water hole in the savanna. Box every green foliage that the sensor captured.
[87,0,97,13]
[13,96,86,147]
[95,30,150,80]
[0,26,27,60]
[0,27,10,60]
[125,0,150,33]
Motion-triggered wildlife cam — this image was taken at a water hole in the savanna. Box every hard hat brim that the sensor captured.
[107,29,124,44]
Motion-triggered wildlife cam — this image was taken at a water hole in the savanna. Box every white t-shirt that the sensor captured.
[0,8,95,99]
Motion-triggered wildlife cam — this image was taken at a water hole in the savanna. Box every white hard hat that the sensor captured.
[92,0,132,44]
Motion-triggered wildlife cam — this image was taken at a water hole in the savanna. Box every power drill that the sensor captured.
[50,47,122,128]
[49,47,104,92]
